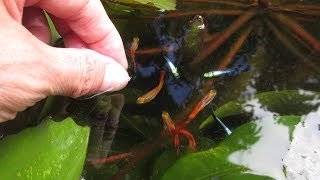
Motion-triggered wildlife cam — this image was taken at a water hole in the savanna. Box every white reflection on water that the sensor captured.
[228,98,290,180]
[283,108,320,179]
[298,89,320,106]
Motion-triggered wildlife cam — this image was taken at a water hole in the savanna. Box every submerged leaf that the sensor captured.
[0,118,90,180]
[200,90,320,129]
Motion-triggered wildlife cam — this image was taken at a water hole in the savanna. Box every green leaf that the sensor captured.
[115,0,176,10]
[162,116,300,179]
[45,12,61,45]
[200,90,320,129]
[151,150,177,180]
[0,118,90,180]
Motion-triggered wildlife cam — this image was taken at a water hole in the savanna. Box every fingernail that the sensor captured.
[99,63,130,93]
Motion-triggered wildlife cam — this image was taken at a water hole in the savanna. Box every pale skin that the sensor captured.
[0,0,130,122]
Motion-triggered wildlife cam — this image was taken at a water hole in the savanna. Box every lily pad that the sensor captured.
[162,115,301,179]
[0,118,90,180]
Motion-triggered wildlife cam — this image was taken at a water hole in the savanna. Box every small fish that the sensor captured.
[188,89,217,120]
[162,111,196,154]
[179,129,196,152]
[213,113,232,135]
[130,37,139,61]
[204,57,251,78]
[209,105,232,135]
[130,37,140,75]
[179,89,217,129]
[162,111,176,133]
[163,54,180,79]
[136,71,166,104]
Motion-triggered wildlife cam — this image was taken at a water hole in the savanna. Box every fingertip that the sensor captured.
[99,62,130,93]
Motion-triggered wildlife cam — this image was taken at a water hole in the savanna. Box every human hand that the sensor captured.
[0,0,130,122]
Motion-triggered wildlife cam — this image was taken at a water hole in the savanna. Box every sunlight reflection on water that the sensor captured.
[228,98,290,180]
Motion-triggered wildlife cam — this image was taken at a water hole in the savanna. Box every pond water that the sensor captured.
[80,1,320,179]
[1,0,320,179]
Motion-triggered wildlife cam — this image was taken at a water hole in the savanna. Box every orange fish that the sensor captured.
[162,111,196,154]
[178,89,217,129]
[162,111,175,133]
[136,71,165,104]
[179,129,196,152]
[130,37,139,61]
[188,89,217,120]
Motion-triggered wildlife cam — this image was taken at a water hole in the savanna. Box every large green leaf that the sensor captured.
[200,90,320,129]
[0,118,90,180]
[162,116,301,179]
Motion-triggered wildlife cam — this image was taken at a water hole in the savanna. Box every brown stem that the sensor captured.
[125,46,174,57]
[265,18,320,73]
[191,10,256,64]
[279,4,320,11]
[89,152,133,164]
[218,23,254,70]
[136,46,175,54]
[110,9,244,19]
[271,13,320,54]
[271,7,320,17]
[183,0,250,8]
[204,32,221,43]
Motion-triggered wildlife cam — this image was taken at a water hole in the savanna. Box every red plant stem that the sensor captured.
[218,23,254,70]
[279,4,320,11]
[295,17,319,23]
[89,152,133,164]
[265,18,320,72]
[183,0,250,8]
[125,46,174,56]
[204,32,221,43]
[112,131,167,180]
[280,23,313,52]
[136,46,175,54]
[191,10,256,64]
[271,13,320,54]
[111,9,244,19]
[271,7,320,17]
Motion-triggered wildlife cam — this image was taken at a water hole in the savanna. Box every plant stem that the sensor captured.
[271,13,320,54]
[218,23,254,70]
[265,18,320,73]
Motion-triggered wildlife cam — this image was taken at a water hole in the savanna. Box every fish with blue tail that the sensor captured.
[204,56,251,78]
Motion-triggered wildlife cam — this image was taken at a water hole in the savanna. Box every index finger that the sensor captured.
[35,0,127,68]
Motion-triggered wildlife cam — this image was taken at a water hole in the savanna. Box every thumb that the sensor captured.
[46,47,130,98]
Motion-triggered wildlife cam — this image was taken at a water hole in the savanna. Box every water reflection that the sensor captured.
[228,98,290,180]
[228,97,320,180]
[86,94,124,167]
[283,108,320,179]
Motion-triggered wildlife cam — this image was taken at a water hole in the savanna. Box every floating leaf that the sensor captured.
[115,0,176,10]
[162,116,301,179]
[0,118,90,179]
